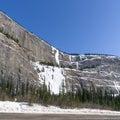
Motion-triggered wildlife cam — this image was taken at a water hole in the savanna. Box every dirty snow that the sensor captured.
[0,101,120,115]
[33,62,66,94]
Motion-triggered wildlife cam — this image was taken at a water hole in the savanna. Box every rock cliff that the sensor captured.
[0,11,120,95]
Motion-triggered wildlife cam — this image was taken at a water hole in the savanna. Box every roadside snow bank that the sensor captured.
[0,101,120,115]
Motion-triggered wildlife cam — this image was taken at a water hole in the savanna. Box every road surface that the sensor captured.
[0,113,120,120]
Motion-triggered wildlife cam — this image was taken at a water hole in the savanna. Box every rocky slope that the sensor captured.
[0,11,120,96]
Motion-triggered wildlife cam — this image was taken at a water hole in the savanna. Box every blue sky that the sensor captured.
[1,0,120,56]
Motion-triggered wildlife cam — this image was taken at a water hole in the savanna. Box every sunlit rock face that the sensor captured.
[0,11,120,95]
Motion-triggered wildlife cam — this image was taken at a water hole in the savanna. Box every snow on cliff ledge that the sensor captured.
[33,62,66,94]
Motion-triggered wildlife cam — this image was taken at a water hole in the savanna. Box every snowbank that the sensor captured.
[0,101,120,115]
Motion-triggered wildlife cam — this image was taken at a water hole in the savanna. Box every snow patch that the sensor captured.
[0,101,120,115]
[52,46,60,65]
[76,62,79,69]
[79,55,88,61]
[33,62,66,94]
[69,55,72,62]
[106,56,117,59]
[113,81,120,96]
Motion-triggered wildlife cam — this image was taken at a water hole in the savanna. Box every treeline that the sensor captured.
[0,78,120,110]
[0,78,52,106]
[0,27,20,46]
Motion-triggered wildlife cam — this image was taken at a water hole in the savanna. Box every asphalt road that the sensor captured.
[0,114,120,120]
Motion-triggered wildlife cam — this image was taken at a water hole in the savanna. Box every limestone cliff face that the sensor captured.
[0,11,58,64]
[0,11,61,87]
[1,11,120,95]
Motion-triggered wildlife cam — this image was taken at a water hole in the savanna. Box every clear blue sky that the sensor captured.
[1,0,120,56]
